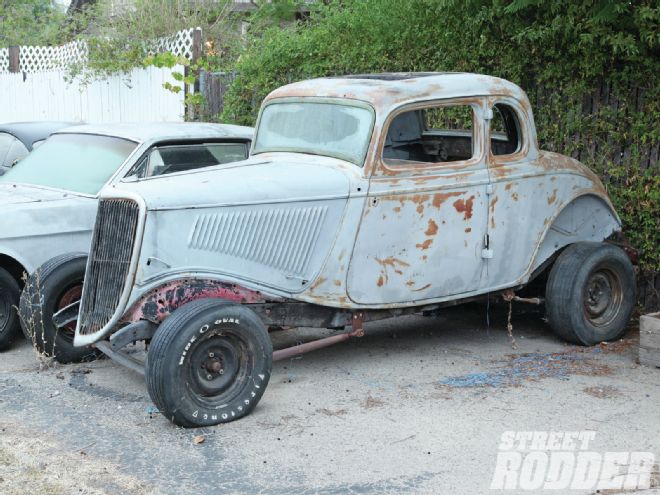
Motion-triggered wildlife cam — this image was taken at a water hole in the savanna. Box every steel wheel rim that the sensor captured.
[583,267,623,328]
[187,331,251,407]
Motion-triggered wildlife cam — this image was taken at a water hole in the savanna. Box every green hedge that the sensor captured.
[221,0,659,291]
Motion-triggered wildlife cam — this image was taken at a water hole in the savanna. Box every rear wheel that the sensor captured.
[0,267,21,351]
[545,242,636,346]
[146,299,273,428]
[19,253,101,363]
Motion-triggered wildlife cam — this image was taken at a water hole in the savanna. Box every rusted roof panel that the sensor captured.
[266,72,528,116]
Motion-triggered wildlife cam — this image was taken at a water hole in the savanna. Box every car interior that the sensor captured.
[129,141,249,179]
[382,103,521,164]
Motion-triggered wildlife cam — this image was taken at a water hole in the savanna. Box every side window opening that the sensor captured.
[383,104,474,165]
[491,103,522,156]
[128,142,249,179]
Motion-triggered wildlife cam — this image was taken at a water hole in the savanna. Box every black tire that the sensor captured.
[19,253,101,363]
[545,242,636,346]
[146,299,273,428]
[0,267,21,351]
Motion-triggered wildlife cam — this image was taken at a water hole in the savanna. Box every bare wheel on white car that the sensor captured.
[545,242,636,346]
[146,299,273,428]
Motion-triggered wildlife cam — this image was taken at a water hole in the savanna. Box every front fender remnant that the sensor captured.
[121,279,285,324]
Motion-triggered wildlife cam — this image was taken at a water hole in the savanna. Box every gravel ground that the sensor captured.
[0,303,658,494]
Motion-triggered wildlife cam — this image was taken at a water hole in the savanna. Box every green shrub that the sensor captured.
[222,0,659,285]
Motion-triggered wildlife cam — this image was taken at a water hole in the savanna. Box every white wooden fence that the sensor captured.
[0,29,198,123]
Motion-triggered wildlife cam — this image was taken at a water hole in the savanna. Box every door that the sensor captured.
[482,96,551,290]
[347,98,491,305]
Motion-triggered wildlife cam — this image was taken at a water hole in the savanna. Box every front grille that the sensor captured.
[78,199,140,336]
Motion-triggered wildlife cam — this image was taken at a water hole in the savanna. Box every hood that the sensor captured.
[0,183,85,205]
[0,192,96,243]
[105,153,358,210]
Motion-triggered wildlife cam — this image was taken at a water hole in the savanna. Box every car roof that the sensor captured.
[0,121,81,149]
[53,122,254,143]
[265,72,528,115]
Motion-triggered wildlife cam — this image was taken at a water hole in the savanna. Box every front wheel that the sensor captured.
[146,299,273,428]
[545,242,636,346]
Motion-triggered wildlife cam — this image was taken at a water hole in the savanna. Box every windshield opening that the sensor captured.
[252,101,374,166]
[0,133,137,195]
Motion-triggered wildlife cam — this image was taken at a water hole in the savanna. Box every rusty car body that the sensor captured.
[0,123,253,352]
[69,73,635,427]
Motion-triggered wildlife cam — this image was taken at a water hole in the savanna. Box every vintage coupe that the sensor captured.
[1,123,252,353]
[65,73,633,427]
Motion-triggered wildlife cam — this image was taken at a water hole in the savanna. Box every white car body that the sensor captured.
[0,123,252,279]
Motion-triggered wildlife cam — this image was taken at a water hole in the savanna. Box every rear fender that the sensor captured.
[529,194,621,275]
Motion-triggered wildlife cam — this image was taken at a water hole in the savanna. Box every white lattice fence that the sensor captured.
[19,40,88,73]
[1,28,198,74]
[0,48,8,73]
[150,28,197,59]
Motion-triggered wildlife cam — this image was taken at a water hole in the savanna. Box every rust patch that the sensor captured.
[490,165,511,180]
[547,189,558,205]
[309,276,327,291]
[464,227,472,233]
[376,257,410,268]
[121,279,281,325]
[334,280,342,287]
[490,196,499,213]
[416,204,424,214]
[412,193,430,204]
[432,191,464,208]
[453,195,475,220]
[511,192,519,201]
[393,206,401,213]
[490,196,499,229]
[416,239,433,250]
[375,256,410,287]
[425,219,439,236]
[504,183,513,191]
[411,283,432,292]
